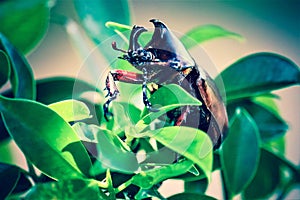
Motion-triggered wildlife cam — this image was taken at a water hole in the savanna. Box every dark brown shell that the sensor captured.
[128,19,228,148]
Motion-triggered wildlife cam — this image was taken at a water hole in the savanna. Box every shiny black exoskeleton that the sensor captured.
[104,19,228,149]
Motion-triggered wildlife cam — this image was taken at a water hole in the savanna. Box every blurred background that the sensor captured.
[3,0,300,198]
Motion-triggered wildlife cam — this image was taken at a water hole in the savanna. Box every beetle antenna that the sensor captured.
[112,41,127,53]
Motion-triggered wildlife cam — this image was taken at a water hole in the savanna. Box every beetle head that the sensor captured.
[112,19,195,72]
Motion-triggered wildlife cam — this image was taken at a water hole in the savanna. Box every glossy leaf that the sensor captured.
[10,172,32,195]
[74,0,130,62]
[173,164,209,182]
[227,100,288,141]
[180,24,243,49]
[105,21,131,32]
[0,163,20,199]
[35,77,101,104]
[1,77,100,106]
[0,0,50,54]
[252,95,286,153]
[212,152,221,171]
[263,147,300,183]
[150,84,202,108]
[265,136,285,154]
[118,102,141,125]
[0,96,91,180]
[0,77,100,141]
[104,102,140,133]
[168,192,217,200]
[184,179,208,194]
[132,159,194,189]
[216,53,300,101]
[0,33,36,99]
[96,128,139,174]
[48,100,91,122]
[105,21,131,43]
[137,126,213,182]
[243,149,281,199]
[76,123,138,174]
[136,84,202,130]
[253,95,280,116]
[0,50,10,87]
[221,108,260,197]
[134,187,166,200]
[25,179,104,199]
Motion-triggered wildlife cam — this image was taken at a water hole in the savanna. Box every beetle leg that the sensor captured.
[142,68,159,112]
[103,70,145,121]
[103,72,120,121]
[175,106,190,126]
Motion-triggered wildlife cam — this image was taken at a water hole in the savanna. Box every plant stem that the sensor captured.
[115,178,134,193]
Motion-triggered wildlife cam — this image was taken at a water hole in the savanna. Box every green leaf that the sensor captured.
[243,149,281,199]
[138,126,213,182]
[74,0,130,62]
[227,100,288,141]
[48,100,91,122]
[96,128,139,173]
[0,77,101,141]
[180,24,243,49]
[118,102,142,125]
[0,77,99,116]
[0,33,36,99]
[10,172,32,195]
[35,77,101,105]
[252,95,286,153]
[150,84,202,108]
[220,108,260,197]
[73,122,98,143]
[24,179,105,200]
[134,187,166,200]
[0,50,10,87]
[265,136,285,154]
[136,84,202,130]
[0,163,20,199]
[0,0,50,54]
[262,147,300,184]
[184,179,208,194]
[168,192,217,200]
[105,21,131,32]
[105,21,131,43]
[132,159,194,189]
[216,52,300,101]
[0,96,92,180]
[252,95,280,116]
[76,123,138,174]
[103,102,139,133]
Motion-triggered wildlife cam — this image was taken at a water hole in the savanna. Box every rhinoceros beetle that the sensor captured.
[103,19,228,149]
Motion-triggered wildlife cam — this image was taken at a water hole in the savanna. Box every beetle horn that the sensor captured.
[146,19,195,66]
[146,19,169,48]
[150,19,167,28]
[129,25,147,51]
